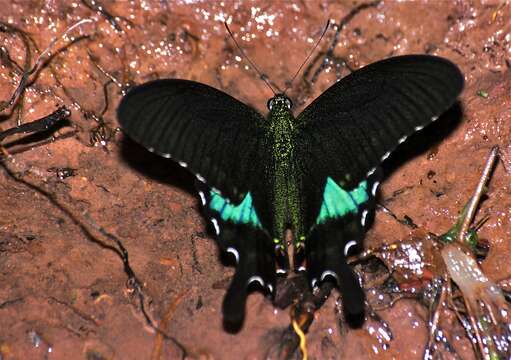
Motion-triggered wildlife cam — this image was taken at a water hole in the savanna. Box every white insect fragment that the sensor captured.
[248,275,264,287]
[381,151,391,161]
[320,270,338,282]
[226,246,239,263]
[361,209,368,226]
[198,191,206,206]
[211,218,220,235]
[344,240,357,256]
[371,181,380,196]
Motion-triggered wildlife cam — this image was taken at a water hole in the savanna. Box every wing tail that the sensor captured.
[220,225,276,328]
[306,221,365,319]
[222,261,249,326]
[337,259,365,319]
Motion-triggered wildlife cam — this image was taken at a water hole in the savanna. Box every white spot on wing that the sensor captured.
[344,240,357,256]
[267,283,274,293]
[398,136,407,144]
[432,115,439,122]
[276,269,287,275]
[178,161,187,168]
[311,278,318,288]
[248,275,264,287]
[320,270,338,282]
[211,218,220,235]
[361,209,368,226]
[367,167,376,177]
[198,191,206,206]
[381,151,391,161]
[297,266,306,272]
[196,174,205,183]
[371,181,380,196]
[162,153,171,159]
[226,247,239,263]
[414,125,424,131]
[148,147,155,153]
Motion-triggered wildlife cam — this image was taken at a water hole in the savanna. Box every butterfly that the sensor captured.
[117,54,463,326]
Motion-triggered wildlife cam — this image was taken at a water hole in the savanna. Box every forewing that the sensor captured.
[118,79,267,204]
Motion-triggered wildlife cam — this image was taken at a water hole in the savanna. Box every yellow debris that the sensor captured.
[292,319,308,360]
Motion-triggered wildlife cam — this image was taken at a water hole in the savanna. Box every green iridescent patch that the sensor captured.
[209,190,262,228]
[316,177,368,225]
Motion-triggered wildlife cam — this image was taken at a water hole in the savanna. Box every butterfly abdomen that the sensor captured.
[266,102,305,247]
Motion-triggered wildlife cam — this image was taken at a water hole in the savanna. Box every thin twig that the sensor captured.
[88,50,126,90]
[424,279,448,359]
[80,0,133,32]
[0,19,93,113]
[457,146,499,243]
[0,106,70,142]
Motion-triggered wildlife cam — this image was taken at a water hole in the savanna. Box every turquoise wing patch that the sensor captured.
[316,177,369,225]
[209,191,263,228]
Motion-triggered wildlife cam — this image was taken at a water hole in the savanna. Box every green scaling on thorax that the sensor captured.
[265,101,304,250]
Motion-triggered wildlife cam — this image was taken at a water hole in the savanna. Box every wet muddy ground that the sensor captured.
[0,0,510,359]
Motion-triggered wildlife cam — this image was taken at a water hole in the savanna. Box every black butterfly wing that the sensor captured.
[118,79,267,203]
[118,79,275,325]
[295,55,463,316]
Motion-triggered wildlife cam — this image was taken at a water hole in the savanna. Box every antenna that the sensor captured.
[224,21,280,95]
[283,20,331,95]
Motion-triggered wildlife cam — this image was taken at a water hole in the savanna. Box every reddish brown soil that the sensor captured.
[0,1,510,359]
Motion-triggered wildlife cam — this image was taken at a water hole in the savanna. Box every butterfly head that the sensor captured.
[267,94,293,112]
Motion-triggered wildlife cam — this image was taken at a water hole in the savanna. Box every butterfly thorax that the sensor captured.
[265,95,304,251]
